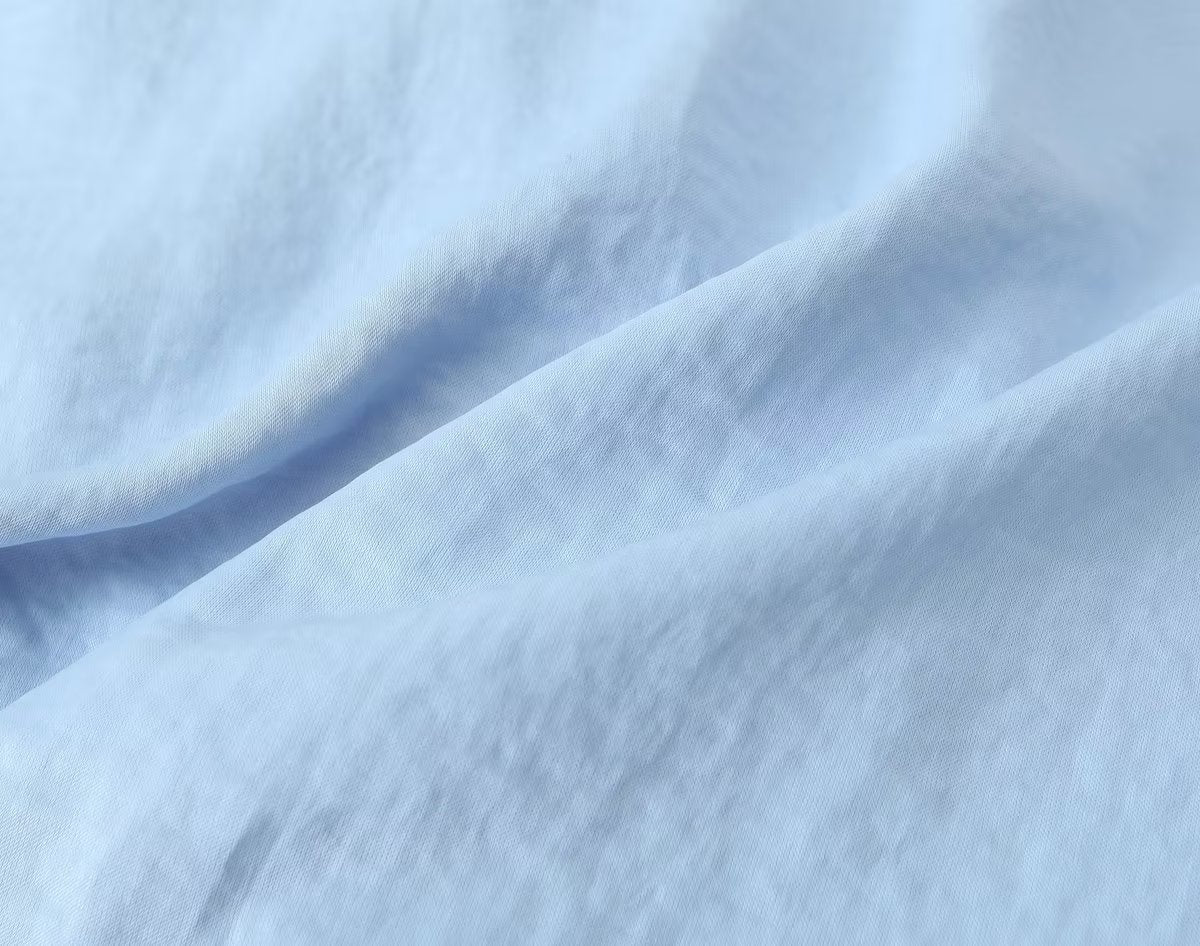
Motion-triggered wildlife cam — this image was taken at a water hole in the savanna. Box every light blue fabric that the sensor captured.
[4,0,1200,941]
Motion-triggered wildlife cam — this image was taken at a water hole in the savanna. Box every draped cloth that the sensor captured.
[3,1,1200,941]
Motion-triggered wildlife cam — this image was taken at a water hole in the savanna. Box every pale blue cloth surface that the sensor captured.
[4,1,1200,942]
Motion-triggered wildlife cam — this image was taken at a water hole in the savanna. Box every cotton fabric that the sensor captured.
[4,0,1200,942]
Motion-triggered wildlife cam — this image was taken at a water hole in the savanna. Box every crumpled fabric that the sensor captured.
[3,0,1200,942]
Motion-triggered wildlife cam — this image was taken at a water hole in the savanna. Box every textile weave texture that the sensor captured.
[3,0,1200,942]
